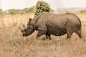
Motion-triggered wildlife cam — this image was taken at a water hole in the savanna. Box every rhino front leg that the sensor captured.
[46,33,51,40]
[36,30,47,39]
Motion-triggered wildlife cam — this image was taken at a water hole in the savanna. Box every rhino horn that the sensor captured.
[23,24,25,28]
[18,27,22,31]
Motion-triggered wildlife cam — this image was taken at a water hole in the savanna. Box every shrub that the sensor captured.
[80,10,86,13]
[35,1,54,17]
[23,6,36,13]
[8,9,20,14]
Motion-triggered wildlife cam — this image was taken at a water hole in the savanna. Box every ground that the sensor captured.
[0,13,86,57]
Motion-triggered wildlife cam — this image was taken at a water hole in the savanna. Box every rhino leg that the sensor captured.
[67,31,73,39]
[66,28,73,39]
[36,30,47,39]
[65,23,73,39]
[46,33,51,40]
[75,29,83,38]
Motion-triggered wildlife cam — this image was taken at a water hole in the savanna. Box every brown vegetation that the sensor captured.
[0,12,86,57]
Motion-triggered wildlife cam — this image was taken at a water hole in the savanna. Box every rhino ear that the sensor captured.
[29,18,32,23]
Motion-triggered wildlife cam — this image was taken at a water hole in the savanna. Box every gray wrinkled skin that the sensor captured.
[19,12,82,40]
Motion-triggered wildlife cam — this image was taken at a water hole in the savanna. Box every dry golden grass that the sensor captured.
[0,13,34,28]
[0,12,86,57]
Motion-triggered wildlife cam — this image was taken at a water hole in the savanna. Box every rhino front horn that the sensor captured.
[18,27,22,31]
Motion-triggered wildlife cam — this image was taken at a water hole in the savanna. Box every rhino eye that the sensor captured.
[25,29,27,31]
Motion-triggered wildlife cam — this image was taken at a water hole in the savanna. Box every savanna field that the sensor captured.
[0,12,86,57]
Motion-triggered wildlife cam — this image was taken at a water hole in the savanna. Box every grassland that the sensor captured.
[0,12,86,57]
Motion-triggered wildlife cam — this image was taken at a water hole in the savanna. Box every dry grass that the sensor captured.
[0,12,86,57]
[0,13,34,28]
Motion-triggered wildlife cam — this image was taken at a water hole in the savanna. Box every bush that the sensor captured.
[0,11,7,15]
[8,9,20,14]
[35,1,54,17]
[80,10,86,13]
[23,6,36,13]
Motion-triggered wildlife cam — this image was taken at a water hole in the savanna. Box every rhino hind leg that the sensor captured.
[65,26,73,39]
[67,31,73,39]
[75,29,82,38]
[66,27,73,39]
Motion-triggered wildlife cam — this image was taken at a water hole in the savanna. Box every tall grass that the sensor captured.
[0,13,34,28]
[0,12,86,57]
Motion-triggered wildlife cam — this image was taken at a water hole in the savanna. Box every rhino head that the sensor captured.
[19,18,35,37]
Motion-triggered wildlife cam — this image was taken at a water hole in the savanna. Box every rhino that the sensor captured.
[19,12,82,40]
